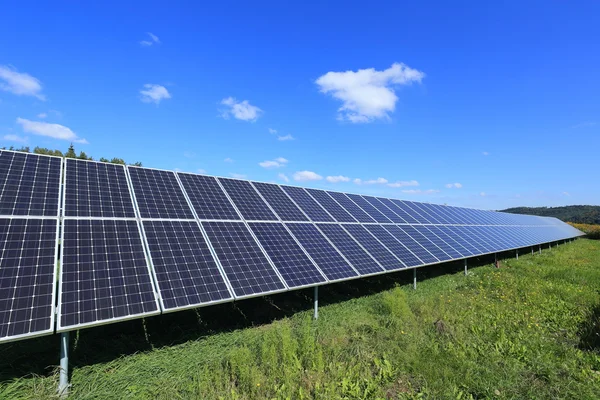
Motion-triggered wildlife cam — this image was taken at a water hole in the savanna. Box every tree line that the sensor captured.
[1,144,142,166]
[502,205,600,225]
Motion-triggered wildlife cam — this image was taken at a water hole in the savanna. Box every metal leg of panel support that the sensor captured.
[413,268,417,290]
[494,253,498,268]
[516,249,518,260]
[313,286,318,320]
[531,247,534,255]
[464,259,468,276]
[539,245,542,255]
[58,331,70,397]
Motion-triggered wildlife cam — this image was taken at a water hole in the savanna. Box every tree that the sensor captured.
[78,151,92,160]
[65,144,77,158]
[110,157,126,165]
[99,157,109,163]
[130,161,143,167]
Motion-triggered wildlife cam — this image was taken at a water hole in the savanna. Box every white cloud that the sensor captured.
[220,97,262,121]
[445,182,463,189]
[277,134,295,141]
[259,157,288,169]
[278,173,289,182]
[366,177,388,185]
[3,134,27,143]
[16,117,88,143]
[571,121,596,129]
[230,173,246,179]
[326,175,350,183]
[197,168,207,174]
[293,170,323,181]
[224,157,234,163]
[140,32,160,47]
[315,62,424,123]
[0,65,45,100]
[387,180,419,188]
[353,178,362,185]
[140,84,171,104]
[562,191,571,196]
[482,151,490,156]
[268,128,277,134]
[480,192,486,197]
[37,113,47,119]
[402,189,439,195]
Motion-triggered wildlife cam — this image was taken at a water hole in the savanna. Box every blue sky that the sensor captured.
[1,1,598,210]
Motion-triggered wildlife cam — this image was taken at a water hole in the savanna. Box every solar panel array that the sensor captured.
[0,149,585,343]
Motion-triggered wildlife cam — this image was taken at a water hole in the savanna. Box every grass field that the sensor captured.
[1,239,599,399]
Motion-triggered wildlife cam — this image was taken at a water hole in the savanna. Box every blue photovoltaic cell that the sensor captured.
[430,204,461,224]
[399,225,452,261]
[345,194,392,223]
[0,151,61,217]
[417,203,451,224]
[285,223,358,281]
[249,222,326,288]
[177,173,240,220]
[201,221,286,297]
[128,167,194,219]
[462,226,497,252]
[218,178,278,221]
[478,226,513,250]
[445,226,489,254]
[281,186,335,222]
[64,159,136,218]
[306,189,357,223]
[0,219,57,342]
[316,224,383,275]
[143,220,232,310]
[445,206,477,225]
[389,199,429,224]
[362,196,406,223]
[326,192,375,223]
[59,219,159,329]
[404,201,441,224]
[376,197,415,223]
[413,225,461,259]
[252,182,309,222]
[363,225,423,267]
[438,226,480,255]
[341,224,404,271]
[383,225,439,264]
[426,225,473,257]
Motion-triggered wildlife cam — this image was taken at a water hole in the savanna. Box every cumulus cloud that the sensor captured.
[293,170,323,181]
[445,182,463,189]
[402,189,439,195]
[140,32,160,47]
[571,121,596,129]
[37,113,47,119]
[16,117,88,143]
[268,128,277,134]
[220,97,262,121]
[562,191,571,196]
[197,168,207,174]
[354,177,389,185]
[387,180,419,188]
[3,134,27,143]
[0,65,45,100]
[326,175,350,183]
[315,62,424,123]
[278,173,289,182]
[482,151,490,156]
[224,157,234,163]
[140,84,171,104]
[230,173,247,179]
[277,134,295,141]
[259,157,288,169]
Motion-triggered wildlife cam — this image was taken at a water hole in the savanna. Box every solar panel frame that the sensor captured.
[383,225,440,265]
[306,189,357,223]
[176,172,242,221]
[326,192,376,223]
[361,195,406,223]
[400,225,453,261]
[217,178,278,221]
[389,199,430,224]
[251,182,310,222]
[341,224,405,271]
[375,197,415,224]
[280,186,336,222]
[404,201,443,224]
[344,194,392,223]
[363,224,424,267]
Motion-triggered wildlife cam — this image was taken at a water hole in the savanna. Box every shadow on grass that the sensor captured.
[0,251,525,383]
[578,299,600,351]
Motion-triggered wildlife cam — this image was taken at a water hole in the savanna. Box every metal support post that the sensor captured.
[413,268,417,290]
[464,259,468,275]
[313,286,318,320]
[494,253,498,268]
[58,331,70,397]
[516,249,518,260]
[539,245,542,254]
[531,247,534,255]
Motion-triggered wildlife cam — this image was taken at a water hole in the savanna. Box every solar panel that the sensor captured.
[341,224,404,271]
[416,203,451,224]
[382,225,439,264]
[58,219,160,330]
[201,221,286,297]
[306,189,357,223]
[248,222,326,288]
[142,220,233,310]
[390,199,429,224]
[413,225,461,259]
[128,167,194,219]
[218,178,278,221]
[462,226,497,252]
[426,225,473,257]
[326,192,375,223]
[402,201,440,224]
[399,225,452,261]
[280,186,335,222]
[377,197,416,223]
[344,194,392,223]
[361,195,406,223]
[316,224,384,275]
[437,226,480,254]
[0,218,57,342]
[252,182,309,222]
[177,173,240,220]
[444,226,488,254]
[285,223,358,281]
[64,159,136,218]
[0,150,61,217]
[363,225,423,267]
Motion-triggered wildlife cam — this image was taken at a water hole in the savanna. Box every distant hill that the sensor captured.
[501,205,600,225]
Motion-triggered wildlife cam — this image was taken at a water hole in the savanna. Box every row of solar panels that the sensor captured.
[0,150,584,343]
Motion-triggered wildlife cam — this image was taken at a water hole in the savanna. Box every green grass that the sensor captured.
[1,239,600,399]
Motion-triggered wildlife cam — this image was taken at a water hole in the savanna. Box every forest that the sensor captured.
[503,205,600,225]
[1,144,142,166]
